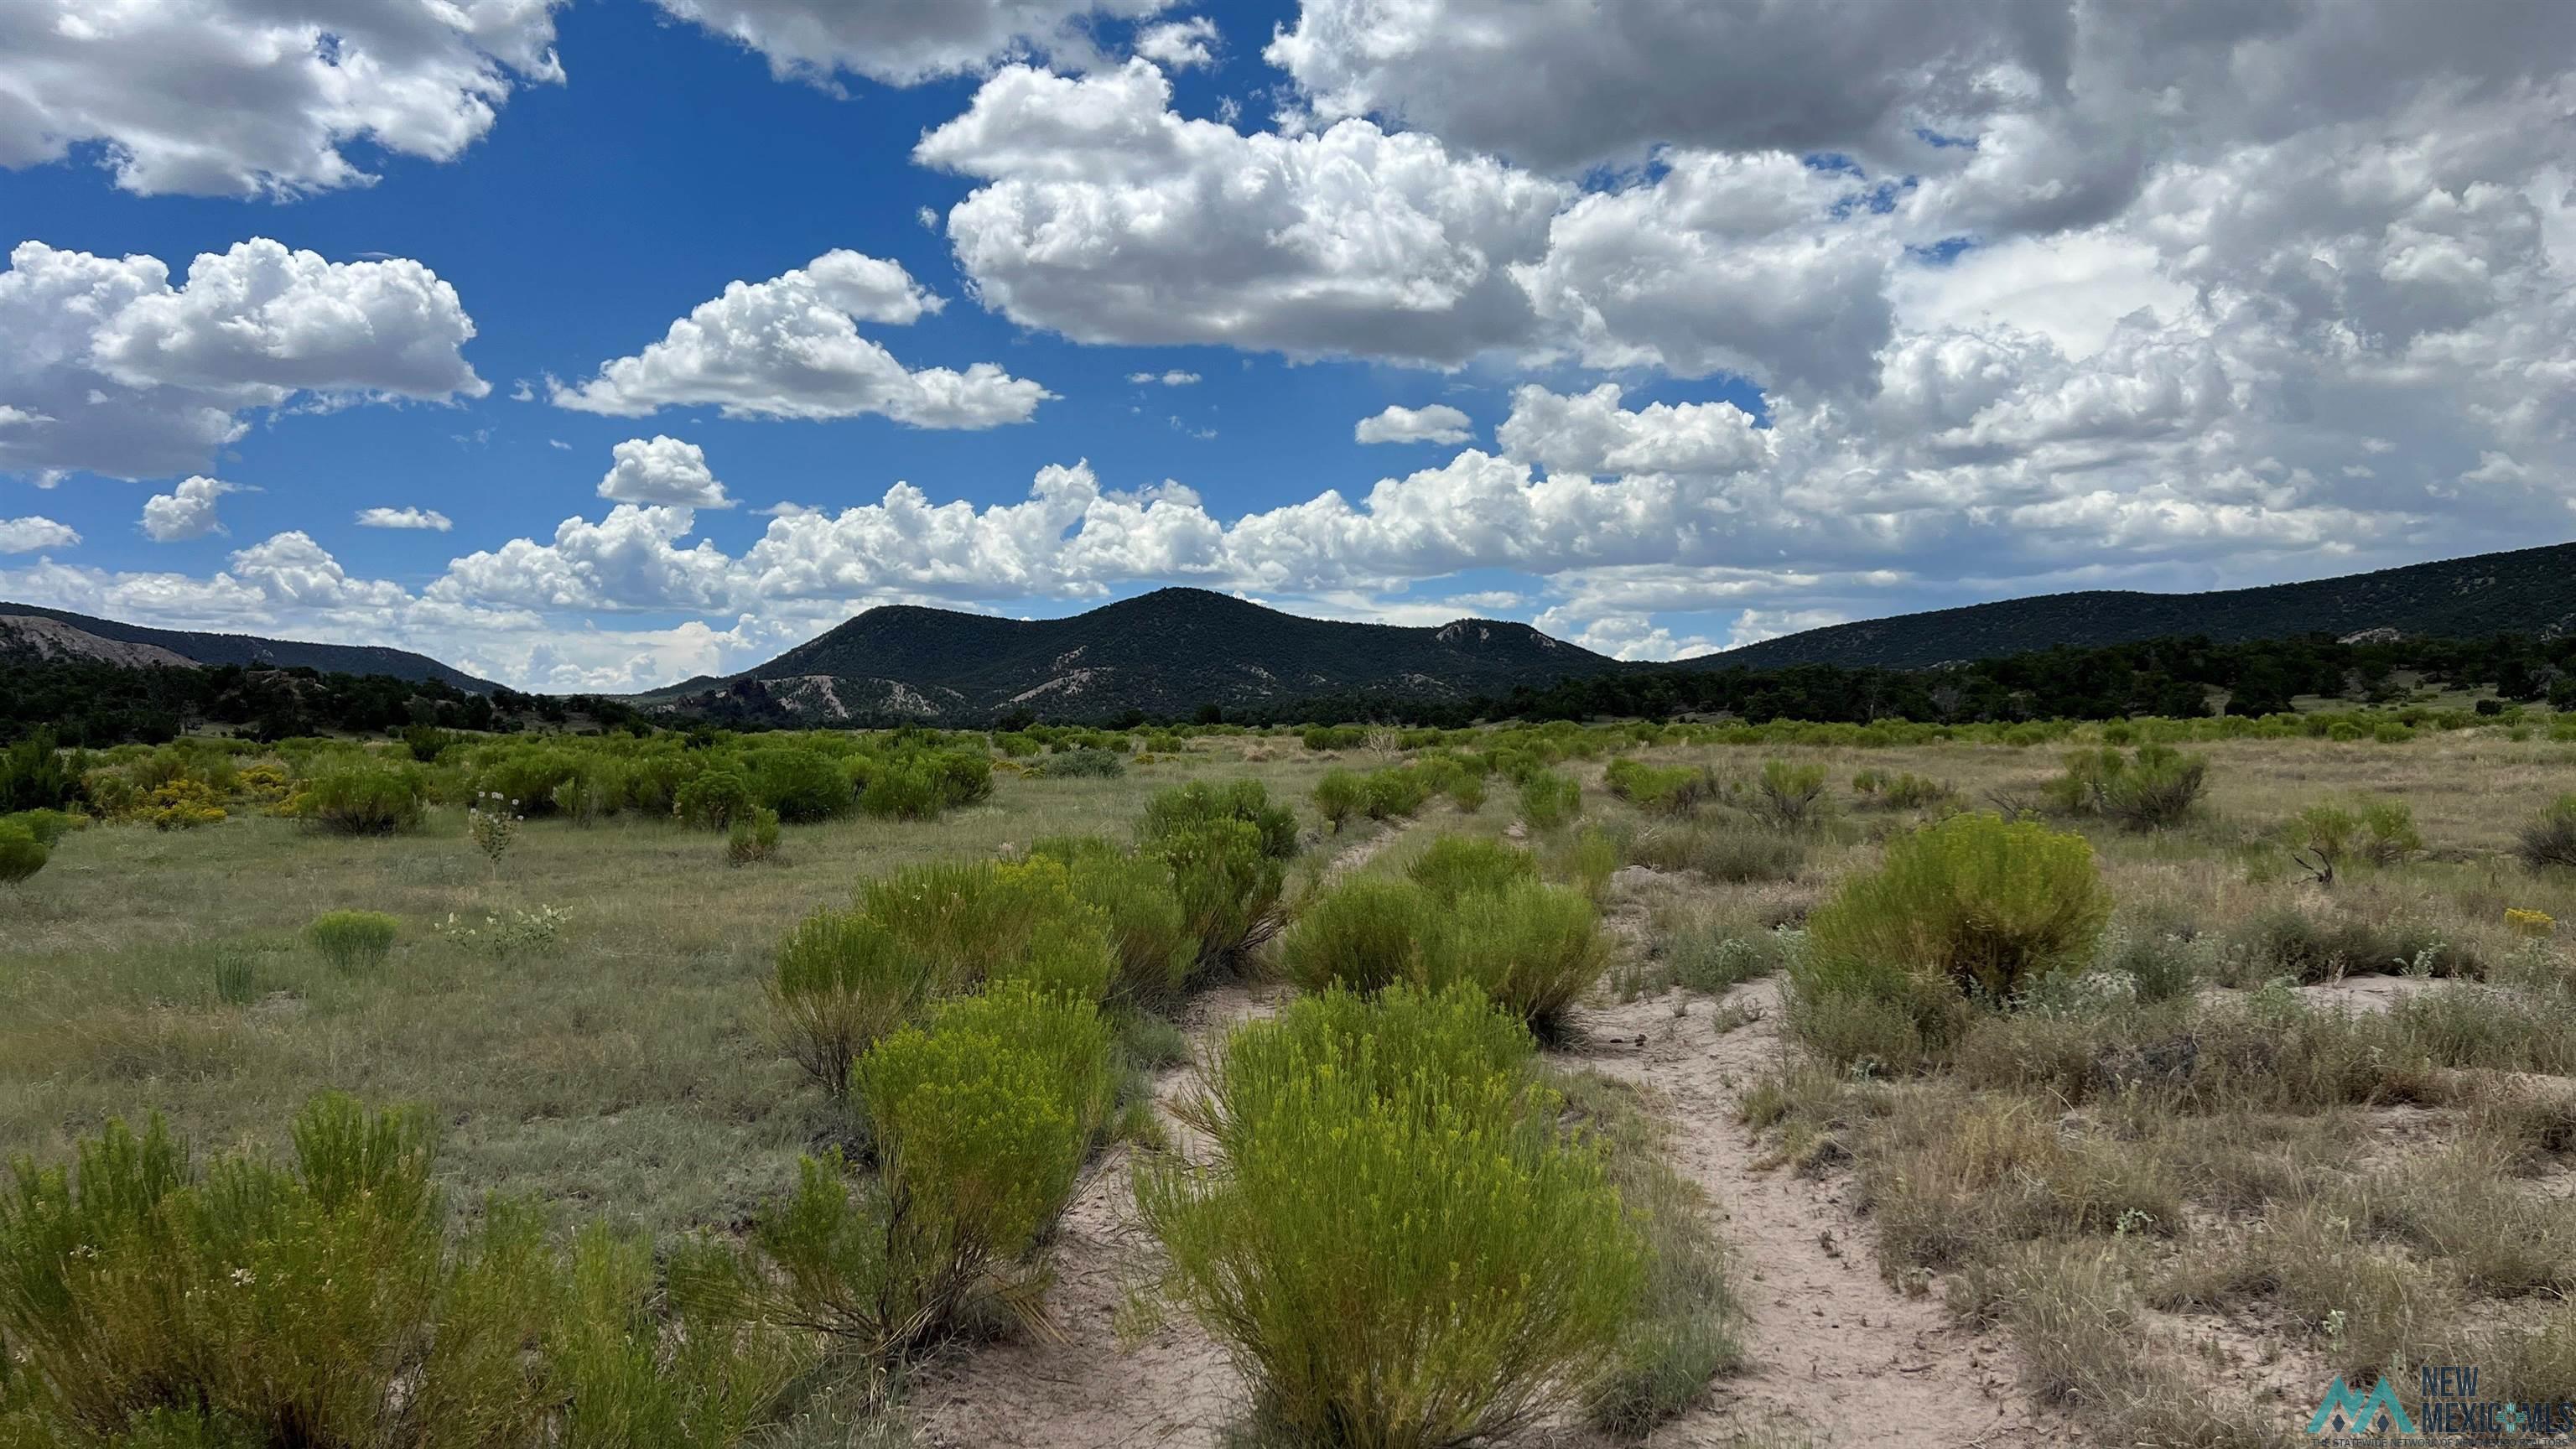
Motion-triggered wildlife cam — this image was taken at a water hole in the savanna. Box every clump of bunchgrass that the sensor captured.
[306,909,399,970]
[727,805,782,866]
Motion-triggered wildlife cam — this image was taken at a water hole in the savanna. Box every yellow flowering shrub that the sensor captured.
[146,779,228,830]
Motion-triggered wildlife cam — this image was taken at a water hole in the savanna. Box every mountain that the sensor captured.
[0,602,497,691]
[1700,541,2576,671]
[649,588,1623,722]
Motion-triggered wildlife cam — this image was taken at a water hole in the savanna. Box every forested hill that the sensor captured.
[649,587,1627,723]
[0,601,496,690]
[1703,541,2576,670]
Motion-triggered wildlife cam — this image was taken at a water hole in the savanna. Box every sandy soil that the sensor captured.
[1566,982,2075,1449]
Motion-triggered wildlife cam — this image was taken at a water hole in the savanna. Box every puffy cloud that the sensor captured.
[918,61,1566,366]
[0,239,486,480]
[140,476,244,543]
[356,506,454,531]
[1128,370,1200,386]
[0,0,564,198]
[646,0,1171,86]
[596,436,733,509]
[1355,403,1472,445]
[434,505,735,613]
[1497,384,1765,475]
[0,516,76,553]
[1133,16,1219,69]
[548,251,1050,428]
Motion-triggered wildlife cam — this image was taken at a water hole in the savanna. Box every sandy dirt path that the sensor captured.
[1566,981,2071,1449]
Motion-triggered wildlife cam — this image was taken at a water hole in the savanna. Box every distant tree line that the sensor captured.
[0,660,650,746]
[1243,631,2576,729]
[8,630,2574,745]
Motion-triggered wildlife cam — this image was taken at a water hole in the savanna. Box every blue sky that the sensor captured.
[2,0,2571,689]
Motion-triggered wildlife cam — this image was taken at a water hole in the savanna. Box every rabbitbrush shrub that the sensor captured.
[1030,835,1195,1005]
[770,909,937,1097]
[1517,768,1582,830]
[1280,865,1609,1040]
[1405,834,1537,904]
[727,804,783,865]
[293,762,428,834]
[0,818,47,886]
[1138,985,1640,1449]
[855,856,1114,998]
[704,983,1113,1362]
[306,909,399,970]
[0,1095,802,1447]
[1791,814,2111,1067]
[1312,768,1368,831]
[2518,795,2576,872]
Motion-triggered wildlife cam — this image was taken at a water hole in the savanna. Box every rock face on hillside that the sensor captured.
[648,588,1624,723]
[0,615,196,668]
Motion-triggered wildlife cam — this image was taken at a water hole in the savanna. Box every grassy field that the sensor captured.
[5,722,2574,1446]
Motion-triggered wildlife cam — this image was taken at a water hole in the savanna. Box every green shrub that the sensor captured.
[726,805,782,865]
[1150,818,1286,969]
[856,858,1114,998]
[1312,769,1368,831]
[3,807,78,846]
[1280,876,1432,996]
[1563,824,1622,904]
[0,730,83,813]
[857,760,943,819]
[769,909,937,1096]
[306,909,398,970]
[1748,759,1828,828]
[742,747,854,823]
[1421,879,1609,1041]
[0,819,47,886]
[1030,836,1195,1005]
[711,984,1112,1362]
[1807,813,2111,1004]
[1141,780,1300,861]
[1137,987,1640,1449]
[2053,745,2209,830]
[0,1097,800,1447]
[674,767,755,829]
[1360,766,1431,822]
[1407,834,1538,904]
[293,763,428,834]
[1604,757,1713,814]
[1518,768,1581,830]
[2518,796,2576,872]
[1040,748,1126,778]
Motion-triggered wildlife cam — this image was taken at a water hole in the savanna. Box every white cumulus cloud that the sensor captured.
[140,476,245,543]
[1354,403,1472,445]
[356,506,454,531]
[549,251,1051,428]
[0,239,487,481]
[0,516,77,553]
[645,0,1173,86]
[0,0,565,198]
[596,436,733,509]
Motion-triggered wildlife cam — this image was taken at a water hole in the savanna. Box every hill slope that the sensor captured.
[652,588,1622,721]
[1703,541,2576,670]
[0,602,496,690]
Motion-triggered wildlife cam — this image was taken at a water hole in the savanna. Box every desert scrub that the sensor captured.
[1281,871,1609,1041]
[305,909,399,970]
[1149,817,1288,969]
[1038,747,1126,778]
[700,982,1114,1363]
[727,804,782,865]
[1406,834,1537,903]
[2519,795,2576,872]
[1747,759,1828,828]
[432,904,571,959]
[0,817,47,886]
[675,766,756,829]
[1030,835,1197,1004]
[291,761,429,834]
[1809,812,2112,1002]
[1137,986,1641,1449]
[1312,767,1368,831]
[2049,744,2208,831]
[769,909,937,1097]
[1518,767,1582,830]
[1789,813,2111,1071]
[0,1095,804,1447]
[856,856,1115,998]
[146,777,227,830]
[1627,818,1806,883]
[1140,778,1301,861]
[1604,756,1716,815]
